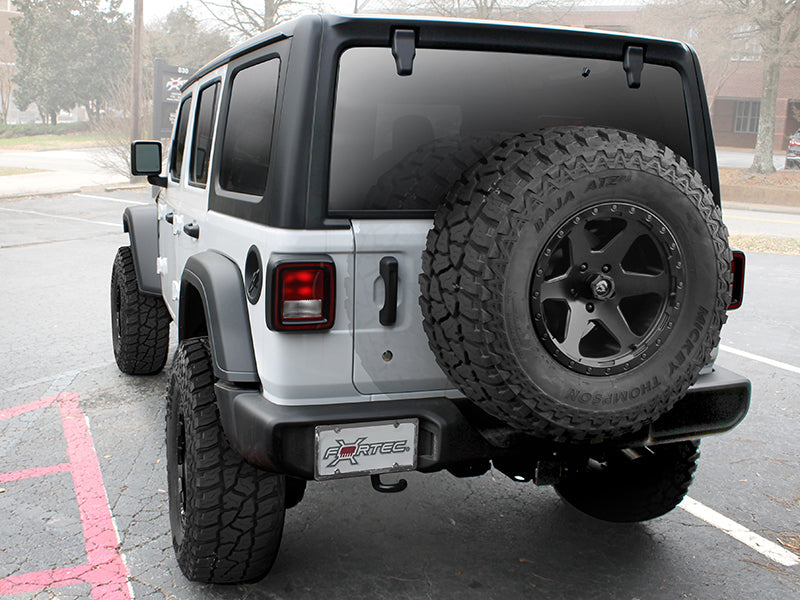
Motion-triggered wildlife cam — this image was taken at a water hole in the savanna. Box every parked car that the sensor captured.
[785,129,800,169]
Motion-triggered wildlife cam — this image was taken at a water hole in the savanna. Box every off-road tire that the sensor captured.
[554,441,700,522]
[111,246,170,375]
[166,338,285,584]
[365,135,504,211]
[420,127,731,441]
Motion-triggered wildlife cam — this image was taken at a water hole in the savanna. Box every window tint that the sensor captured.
[190,82,219,186]
[170,96,191,181]
[329,48,691,213]
[219,58,280,196]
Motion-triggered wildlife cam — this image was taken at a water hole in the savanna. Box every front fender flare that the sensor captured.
[181,252,259,384]
[122,205,161,295]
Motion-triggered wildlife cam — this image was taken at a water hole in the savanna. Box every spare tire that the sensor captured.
[420,126,731,442]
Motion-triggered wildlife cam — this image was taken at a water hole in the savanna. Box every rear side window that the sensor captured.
[329,48,691,213]
[219,58,281,196]
[170,96,191,181]
[190,82,220,186]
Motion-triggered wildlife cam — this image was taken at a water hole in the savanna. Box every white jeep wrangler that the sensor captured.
[114,14,750,584]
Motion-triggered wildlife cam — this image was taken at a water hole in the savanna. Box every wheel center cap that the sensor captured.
[589,274,615,300]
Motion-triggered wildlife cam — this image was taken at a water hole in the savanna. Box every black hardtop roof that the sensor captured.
[183,13,688,89]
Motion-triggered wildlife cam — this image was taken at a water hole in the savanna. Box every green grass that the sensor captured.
[0,122,91,138]
[0,133,108,150]
[0,166,48,176]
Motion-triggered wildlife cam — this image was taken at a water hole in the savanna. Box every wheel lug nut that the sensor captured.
[602,264,610,273]
[579,263,588,272]
[586,303,595,312]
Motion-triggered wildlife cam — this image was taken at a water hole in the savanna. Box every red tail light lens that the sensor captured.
[272,261,335,330]
[729,250,745,310]
[789,139,800,146]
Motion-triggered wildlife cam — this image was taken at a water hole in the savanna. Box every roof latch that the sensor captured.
[623,45,644,89]
[392,29,416,76]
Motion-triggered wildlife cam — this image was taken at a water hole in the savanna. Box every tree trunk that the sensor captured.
[750,25,782,173]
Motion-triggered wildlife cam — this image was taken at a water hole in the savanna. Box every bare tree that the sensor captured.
[0,63,13,124]
[726,0,800,173]
[360,0,575,22]
[638,1,800,173]
[636,2,746,115]
[195,0,309,37]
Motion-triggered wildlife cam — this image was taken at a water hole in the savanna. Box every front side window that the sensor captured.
[219,58,281,196]
[329,48,691,213]
[170,96,191,181]
[190,82,220,186]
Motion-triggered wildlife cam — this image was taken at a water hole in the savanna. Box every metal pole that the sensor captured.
[131,0,143,142]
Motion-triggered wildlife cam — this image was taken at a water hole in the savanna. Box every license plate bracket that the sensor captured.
[314,419,418,480]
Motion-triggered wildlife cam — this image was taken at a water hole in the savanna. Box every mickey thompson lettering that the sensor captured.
[567,375,661,406]
[668,306,709,375]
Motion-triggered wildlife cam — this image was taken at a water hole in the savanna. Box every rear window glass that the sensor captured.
[190,82,219,186]
[329,47,691,213]
[219,58,281,196]
[170,96,191,181]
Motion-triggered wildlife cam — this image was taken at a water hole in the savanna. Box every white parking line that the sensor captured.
[0,206,120,228]
[74,193,148,206]
[719,344,800,376]
[680,496,800,567]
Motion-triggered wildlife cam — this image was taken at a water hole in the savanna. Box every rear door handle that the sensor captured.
[183,222,199,239]
[379,256,398,326]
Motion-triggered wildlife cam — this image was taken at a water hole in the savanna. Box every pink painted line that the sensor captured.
[0,396,55,421]
[0,462,71,484]
[0,565,93,594]
[58,394,131,600]
[0,393,131,600]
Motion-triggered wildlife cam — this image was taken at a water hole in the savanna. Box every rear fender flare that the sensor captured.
[180,251,259,384]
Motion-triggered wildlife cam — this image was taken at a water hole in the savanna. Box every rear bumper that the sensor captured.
[216,366,750,479]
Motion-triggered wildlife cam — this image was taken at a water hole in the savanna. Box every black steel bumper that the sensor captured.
[216,366,750,480]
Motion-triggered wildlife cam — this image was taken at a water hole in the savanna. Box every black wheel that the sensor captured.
[554,441,700,522]
[420,127,731,441]
[111,246,170,375]
[166,338,285,584]
[365,135,504,211]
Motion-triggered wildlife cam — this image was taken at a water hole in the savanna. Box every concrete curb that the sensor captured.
[0,182,145,201]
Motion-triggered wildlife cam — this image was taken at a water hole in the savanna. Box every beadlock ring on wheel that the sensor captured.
[530,202,686,376]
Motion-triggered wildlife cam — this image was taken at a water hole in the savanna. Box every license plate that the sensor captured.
[314,419,418,480]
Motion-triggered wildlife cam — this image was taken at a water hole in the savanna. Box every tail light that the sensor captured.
[268,259,335,331]
[789,139,800,146]
[729,250,745,310]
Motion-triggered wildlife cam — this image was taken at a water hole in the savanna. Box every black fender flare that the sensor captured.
[122,205,161,295]
[180,251,259,384]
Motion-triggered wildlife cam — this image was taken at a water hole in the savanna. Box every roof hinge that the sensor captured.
[623,45,644,89]
[392,29,416,76]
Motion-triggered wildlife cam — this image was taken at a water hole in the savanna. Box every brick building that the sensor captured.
[557,2,800,151]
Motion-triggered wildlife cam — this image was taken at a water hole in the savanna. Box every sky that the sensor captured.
[116,0,647,26]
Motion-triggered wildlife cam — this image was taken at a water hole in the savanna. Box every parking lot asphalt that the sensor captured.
[0,190,798,599]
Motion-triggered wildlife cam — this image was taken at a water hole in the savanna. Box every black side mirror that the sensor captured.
[131,140,167,187]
